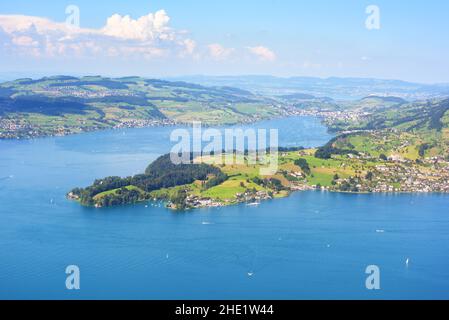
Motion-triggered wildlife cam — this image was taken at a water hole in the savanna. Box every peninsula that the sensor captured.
[68,97,449,209]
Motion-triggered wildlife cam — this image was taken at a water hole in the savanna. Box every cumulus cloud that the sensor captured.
[102,10,172,41]
[0,11,280,67]
[12,35,39,47]
[0,10,196,59]
[247,46,276,62]
[207,43,234,60]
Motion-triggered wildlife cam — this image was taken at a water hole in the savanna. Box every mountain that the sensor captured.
[0,76,281,139]
[323,98,449,160]
[348,98,449,132]
[166,75,449,100]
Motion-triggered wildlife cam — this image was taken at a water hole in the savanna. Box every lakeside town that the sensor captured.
[80,146,449,211]
[0,74,387,140]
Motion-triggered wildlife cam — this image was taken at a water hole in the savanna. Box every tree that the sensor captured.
[294,158,311,175]
[170,189,188,210]
[419,143,431,157]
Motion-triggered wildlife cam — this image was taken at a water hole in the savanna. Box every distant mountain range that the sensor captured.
[166,75,449,100]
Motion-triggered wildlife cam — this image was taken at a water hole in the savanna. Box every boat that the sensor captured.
[246,202,260,206]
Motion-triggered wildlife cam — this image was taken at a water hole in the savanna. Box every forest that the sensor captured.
[69,153,228,207]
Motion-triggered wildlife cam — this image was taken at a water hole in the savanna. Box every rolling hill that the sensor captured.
[0,76,281,138]
[321,98,449,160]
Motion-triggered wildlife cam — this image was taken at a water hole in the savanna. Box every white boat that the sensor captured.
[246,202,260,206]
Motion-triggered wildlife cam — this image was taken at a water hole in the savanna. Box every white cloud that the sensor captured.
[0,12,280,67]
[247,46,276,62]
[12,35,39,47]
[207,43,234,60]
[182,39,197,56]
[102,10,172,41]
[0,10,195,59]
[0,15,70,34]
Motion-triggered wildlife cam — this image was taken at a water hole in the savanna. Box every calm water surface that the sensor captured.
[0,117,448,299]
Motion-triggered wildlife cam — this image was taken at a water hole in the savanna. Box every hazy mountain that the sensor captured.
[166,75,449,101]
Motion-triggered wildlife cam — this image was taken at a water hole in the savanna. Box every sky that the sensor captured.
[0,0,448,83]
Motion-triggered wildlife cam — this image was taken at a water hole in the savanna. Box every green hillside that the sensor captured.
[321,98,449,160]
[0,76,280,138]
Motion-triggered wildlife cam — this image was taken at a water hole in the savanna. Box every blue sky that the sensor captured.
[0,0,448,83]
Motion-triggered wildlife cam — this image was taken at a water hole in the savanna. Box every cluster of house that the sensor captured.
[113,118,175,129]
[40,86,135,98]
[235,190,273,203]
[361,161,449,193]
[0,118,38,139]
[284,106,369,125]
[183,195,224,208]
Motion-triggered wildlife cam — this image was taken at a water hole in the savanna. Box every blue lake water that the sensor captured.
[1,116,449,300]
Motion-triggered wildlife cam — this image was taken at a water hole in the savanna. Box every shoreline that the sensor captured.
[68,186,449,211]
[0,110,333,141]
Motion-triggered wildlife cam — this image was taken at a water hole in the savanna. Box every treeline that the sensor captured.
[96,187,148,207]
[314,135,360,159]
[252,177,285,192]
[70,176,133,206]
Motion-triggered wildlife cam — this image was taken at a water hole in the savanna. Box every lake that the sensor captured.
[1,116,449,300]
